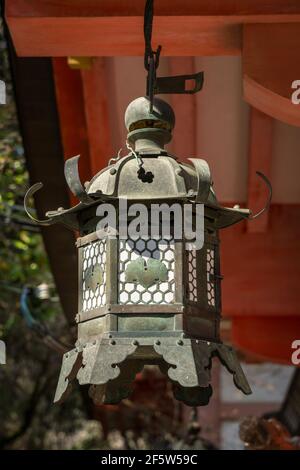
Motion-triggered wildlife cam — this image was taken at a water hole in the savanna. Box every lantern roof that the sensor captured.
[24,96,275,232]
[24,151,251,231]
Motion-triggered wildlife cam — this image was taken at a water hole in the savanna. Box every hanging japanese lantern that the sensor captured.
[24,0,271,407]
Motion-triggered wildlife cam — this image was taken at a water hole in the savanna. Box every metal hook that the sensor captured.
[143,0,204,112]
[24,183,55,226]
[144,0,162,112]
[249,172,272,220]
[64,155,93,204]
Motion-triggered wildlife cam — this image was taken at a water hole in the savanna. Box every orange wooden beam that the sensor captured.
[243,24,300,126]
[221,204,300,319]
[247,108,273,233]
[231,316,300,365]
[52,57,92,206]
[6,1,300,57]
[81,58,113,175]
[6,17,241,57]
[6,0,300,18]
[221,203,300,364]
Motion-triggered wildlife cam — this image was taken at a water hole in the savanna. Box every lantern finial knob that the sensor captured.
[125,96,175,152]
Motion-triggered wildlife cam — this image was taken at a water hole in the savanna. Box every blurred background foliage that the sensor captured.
[0,20,105,450]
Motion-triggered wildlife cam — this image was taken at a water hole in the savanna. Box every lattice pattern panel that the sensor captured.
[206,248,215,307]
[82,240,106,311]
[187,249,197,302]
[119,238,175,304]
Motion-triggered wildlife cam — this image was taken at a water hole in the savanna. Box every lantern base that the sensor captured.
[54,335,251,407]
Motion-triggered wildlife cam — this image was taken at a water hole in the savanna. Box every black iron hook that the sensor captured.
[249,172,273,220]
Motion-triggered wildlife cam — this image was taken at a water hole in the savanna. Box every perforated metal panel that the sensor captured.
[187,249,197,302]
[82,240,106,311]
[119,238,175,304]
[206,248,215,307]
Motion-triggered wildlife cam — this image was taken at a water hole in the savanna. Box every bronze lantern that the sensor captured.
[25,96,256,407]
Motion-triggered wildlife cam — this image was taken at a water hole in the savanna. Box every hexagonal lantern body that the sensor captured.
[25,97,252,406]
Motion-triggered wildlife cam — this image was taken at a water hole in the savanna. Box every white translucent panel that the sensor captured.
[81,239,107,312]
[146,240,156,251]
[130,291,141,303]
[143,292,151,303]
[187,249,197,302]
[119,237,175,305]
[207,248,215,307]
[135,239,145,251]
[153,292,163,303]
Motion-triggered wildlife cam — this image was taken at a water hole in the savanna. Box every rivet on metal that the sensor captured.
[110,340,116,345]
[177,339,184,346]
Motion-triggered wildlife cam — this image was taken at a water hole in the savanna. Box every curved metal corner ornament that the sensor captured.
[125,257,168,288]
[249,171,273,220]
[54,339,139,404]
[188,158,211,203]
[89,360,144,405]
[216,344,252,395]
[53,349,83,404]
[64,155,93,204]
[24,183,56,226]
[77,340,138,386]
[154,338,212,390]
[153,338,252,404]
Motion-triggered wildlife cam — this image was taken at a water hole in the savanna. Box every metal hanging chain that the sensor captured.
[144,0,161,71]
[144,0,161,111]
[143,0,204,112]
[143,0,153,69]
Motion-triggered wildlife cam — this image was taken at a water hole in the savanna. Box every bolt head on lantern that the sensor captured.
[25,96,252,406]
